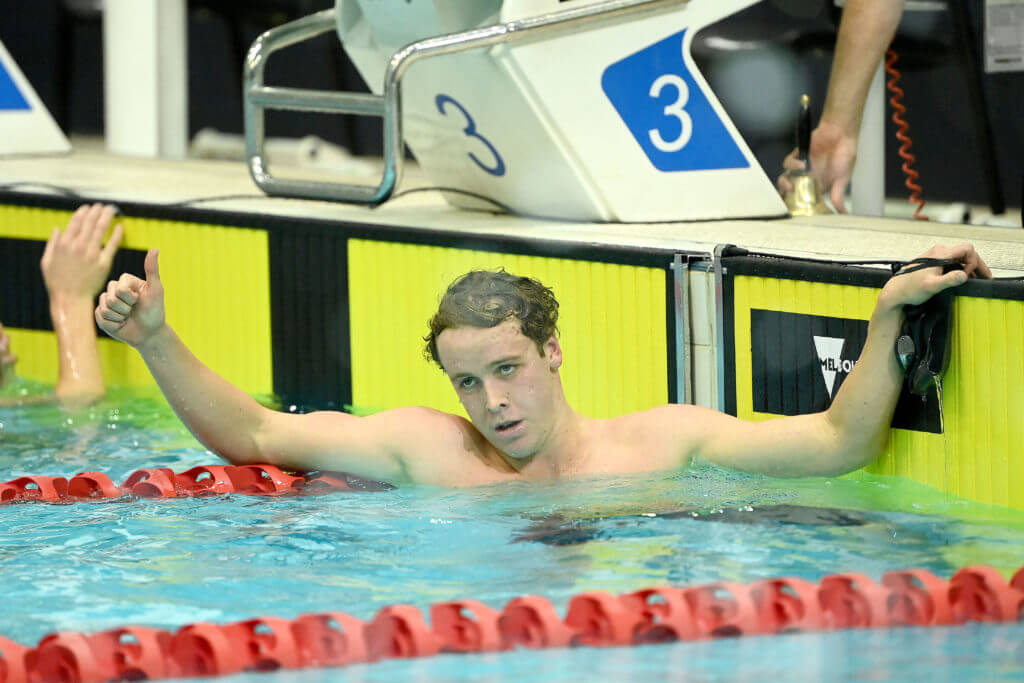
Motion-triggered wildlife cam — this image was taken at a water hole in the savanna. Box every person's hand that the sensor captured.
[95,249,166,348]
[0,323,17,387]
[40,203,124,302]
[777,121,857,214]
[878,244,992,314]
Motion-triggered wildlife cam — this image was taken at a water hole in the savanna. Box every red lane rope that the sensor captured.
[1,565,1022,682]
[885,49,928,221]
[0,464,363,505]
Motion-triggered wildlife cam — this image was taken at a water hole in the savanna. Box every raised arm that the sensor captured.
[691,244,990,477]
[41,203,124,406]
[0,323,16,388]
[94,251,458,484]
[779,0,905,212]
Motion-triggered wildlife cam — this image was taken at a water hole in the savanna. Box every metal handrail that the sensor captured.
[244,10,388,204]
[244,0,688,205]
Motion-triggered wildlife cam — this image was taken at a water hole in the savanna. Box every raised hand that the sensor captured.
[777,122,857,214]
[95,249,166,348]
[879,244,993,313]
[41,203,124,302]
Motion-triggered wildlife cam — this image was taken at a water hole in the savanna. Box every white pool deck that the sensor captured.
[1,150,1022,277]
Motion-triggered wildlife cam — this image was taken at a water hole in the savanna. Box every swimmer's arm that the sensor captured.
[97,251,456,484]
[255,407,468,485]
[689,246,988,477]
[685,300,903,477]
[128,326,429,482]
[135,326,464,483]
[49,293,106,407]
[43,204,124,406]
[97,250,276,465]
[127,325,268,460]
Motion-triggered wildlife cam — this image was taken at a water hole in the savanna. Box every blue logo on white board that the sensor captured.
[0,62,30,111]
[601,30,748,172]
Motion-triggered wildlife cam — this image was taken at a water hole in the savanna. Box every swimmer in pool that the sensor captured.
[95,243,989,486]
[1,203,123,407]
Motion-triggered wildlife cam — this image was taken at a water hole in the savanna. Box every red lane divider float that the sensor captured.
[0,464,384,506]
[1,564,1022,683]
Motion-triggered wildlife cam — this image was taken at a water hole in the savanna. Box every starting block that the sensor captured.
[0,39,71,156]
[244,0,787,222]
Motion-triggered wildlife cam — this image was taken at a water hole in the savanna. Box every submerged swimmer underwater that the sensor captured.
[93,242,991,487]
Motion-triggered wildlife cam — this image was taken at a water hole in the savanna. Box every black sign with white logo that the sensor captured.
[750,310,942,433]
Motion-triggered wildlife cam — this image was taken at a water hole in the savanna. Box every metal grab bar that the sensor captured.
[244,10,391,204]
[243,0,687,205]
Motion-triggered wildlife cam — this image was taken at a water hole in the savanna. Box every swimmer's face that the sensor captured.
[437,320,562,459]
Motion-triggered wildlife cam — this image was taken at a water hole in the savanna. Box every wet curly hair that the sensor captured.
[424,269,559,368]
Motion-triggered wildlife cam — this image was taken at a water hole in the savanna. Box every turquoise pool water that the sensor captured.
[2,381,1023,681]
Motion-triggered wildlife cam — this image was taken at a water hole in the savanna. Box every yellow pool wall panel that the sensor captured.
[731,273,1024,511]
[0,204,273,395]
[347,239,669,418]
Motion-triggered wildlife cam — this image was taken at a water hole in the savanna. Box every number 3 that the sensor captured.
[435,94,507,177]
[647,74,693,153]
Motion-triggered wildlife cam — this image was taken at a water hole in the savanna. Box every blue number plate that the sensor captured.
[601,30,749,173]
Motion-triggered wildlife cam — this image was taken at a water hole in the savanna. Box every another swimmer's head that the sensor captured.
[426,270,564,459]
[424,269,558,368]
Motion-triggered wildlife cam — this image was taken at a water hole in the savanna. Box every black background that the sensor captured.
[751,309,943,433]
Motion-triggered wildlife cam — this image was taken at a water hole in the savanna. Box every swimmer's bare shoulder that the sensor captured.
[257,405,515,487]
[591,404,719,473]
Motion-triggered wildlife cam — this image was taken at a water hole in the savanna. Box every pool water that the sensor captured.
[2,381,1023,681]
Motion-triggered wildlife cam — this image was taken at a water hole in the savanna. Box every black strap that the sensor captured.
[890,257,962,277]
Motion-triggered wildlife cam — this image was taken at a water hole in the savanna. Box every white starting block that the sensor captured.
[0,40,70,157]
[244,0,787,222]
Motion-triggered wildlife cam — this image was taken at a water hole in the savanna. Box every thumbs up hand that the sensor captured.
[95,248,166,348]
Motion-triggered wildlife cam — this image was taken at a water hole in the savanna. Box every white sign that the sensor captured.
[986,0,1024,73]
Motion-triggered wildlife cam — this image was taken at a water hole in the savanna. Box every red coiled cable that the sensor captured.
[885,49,928,220]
